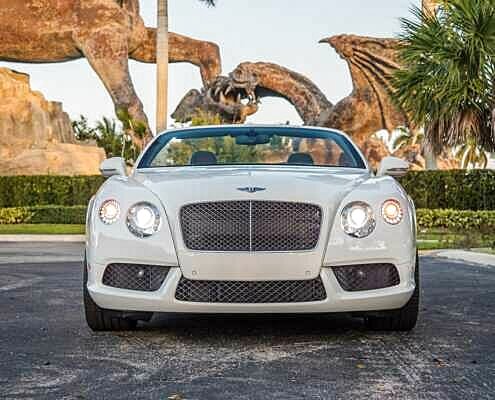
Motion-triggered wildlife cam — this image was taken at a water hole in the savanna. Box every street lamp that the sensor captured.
[156,0,169,134]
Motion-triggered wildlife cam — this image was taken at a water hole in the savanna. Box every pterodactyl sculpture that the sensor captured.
[172,0,443,166]
[172,34,408,165]
[0,0,222,142]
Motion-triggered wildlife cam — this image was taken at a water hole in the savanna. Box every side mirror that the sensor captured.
[100,157,127,178]
[377,156,410,177]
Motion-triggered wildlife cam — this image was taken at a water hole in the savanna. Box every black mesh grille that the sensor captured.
[332,264,400,292]
[175,277,327,303]
[180,201,322,252]
[102,264,170,292]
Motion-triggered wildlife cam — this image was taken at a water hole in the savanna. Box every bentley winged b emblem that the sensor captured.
[237,187,266,194]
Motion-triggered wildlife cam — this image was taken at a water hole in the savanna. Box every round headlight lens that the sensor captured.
[126,202,161,238]
[99,199,120,225]
[382,199,404,225]
[341,201,376,238]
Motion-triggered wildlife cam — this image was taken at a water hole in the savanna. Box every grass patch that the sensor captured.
[418,229,494,251]
[0,224,85,235]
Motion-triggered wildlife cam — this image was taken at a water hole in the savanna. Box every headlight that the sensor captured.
[126,202,161,238]
[99,199,120,225]
[382,199,404,225]
[341,201,376,238]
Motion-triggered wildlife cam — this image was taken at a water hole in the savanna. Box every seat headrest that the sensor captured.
[288,152,314,165]
[190,151,217,166]
[338,152,354,167]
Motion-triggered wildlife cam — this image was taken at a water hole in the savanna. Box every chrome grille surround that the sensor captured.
[332,263,400,292]
[175,277,327,303]
[102,264,170,292]
[180,201,322,252]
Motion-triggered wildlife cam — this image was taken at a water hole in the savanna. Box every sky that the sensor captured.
[0,0,420,131]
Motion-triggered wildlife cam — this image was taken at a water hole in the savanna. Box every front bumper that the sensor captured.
[87,261,416,314]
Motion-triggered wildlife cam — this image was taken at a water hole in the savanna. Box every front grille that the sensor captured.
[175,277,327,303]
[180,201,322,252]
[102,264,170,292]
[332,264,400,292]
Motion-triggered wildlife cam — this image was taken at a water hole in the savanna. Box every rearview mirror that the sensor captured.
[100,157,127,178]
[376,157,409,177]
[235,134,271,145]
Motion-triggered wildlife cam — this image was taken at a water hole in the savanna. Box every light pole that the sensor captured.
[422,0,439,170]
[156,0,169,134]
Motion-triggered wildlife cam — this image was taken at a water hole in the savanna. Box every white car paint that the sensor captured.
[86,125,417,314]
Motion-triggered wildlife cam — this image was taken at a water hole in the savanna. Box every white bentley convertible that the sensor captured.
[84,125,419,331]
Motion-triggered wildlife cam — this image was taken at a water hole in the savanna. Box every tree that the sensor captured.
[73,115,140,165]
[156,0,216,134]
[72,115,96,141]
[95,116,141,164]
[117,109,148,154]
[190,110,223,126]
[95,117,122,159]
[393,0,495,157]
[455,138,489,169]
[392,127,425,152]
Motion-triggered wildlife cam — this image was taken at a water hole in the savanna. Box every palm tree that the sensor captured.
[455,138,489,169]
[96,115,142,164]
[393,0,495,159]
[392,127,425,152]
[156,0,216,134]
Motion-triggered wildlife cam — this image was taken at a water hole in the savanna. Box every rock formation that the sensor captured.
[0,0,222,141]
[0,68,105,176]
[0,0,445,169]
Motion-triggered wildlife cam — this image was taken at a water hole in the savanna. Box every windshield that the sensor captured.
[138,127,366,169]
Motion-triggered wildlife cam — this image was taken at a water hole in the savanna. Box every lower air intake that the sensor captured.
[332,263,400,292]
[175,277,327,303]
[102,264,170,292]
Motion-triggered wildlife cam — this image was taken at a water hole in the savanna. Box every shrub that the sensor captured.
[1,204,494,237]
[0,206,86,225]
[399,170,495,211]
[416,209,495,232]
[0,170,494,211]
[0,176,104,207]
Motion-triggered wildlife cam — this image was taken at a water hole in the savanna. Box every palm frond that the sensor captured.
[393,0,495,154]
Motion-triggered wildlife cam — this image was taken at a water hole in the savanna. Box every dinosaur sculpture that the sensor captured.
[173,34,409,165]
[172,0,444,166]
[0,0,222,141]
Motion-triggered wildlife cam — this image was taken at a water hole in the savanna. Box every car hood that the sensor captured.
[132,166,371,280]
[134,166,369,198]
[134,165,370,208]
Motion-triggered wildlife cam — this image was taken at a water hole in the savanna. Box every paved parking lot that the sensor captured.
[0,245,494,399]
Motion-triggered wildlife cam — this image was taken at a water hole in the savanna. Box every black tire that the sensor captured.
[365,253,420,332]
[83,259,137,332]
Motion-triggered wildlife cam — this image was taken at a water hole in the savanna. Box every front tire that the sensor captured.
[83,259,137,332]
[365,253,420,332]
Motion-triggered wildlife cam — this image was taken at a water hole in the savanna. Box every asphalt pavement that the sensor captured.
[0,243,494,399]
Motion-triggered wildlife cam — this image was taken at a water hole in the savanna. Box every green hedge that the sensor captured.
[399,170,495,211]
[0,206,86,225]
[0,170,494,210]
[417,209,495,232]
[0,176,104,207]
[1,206,494,234]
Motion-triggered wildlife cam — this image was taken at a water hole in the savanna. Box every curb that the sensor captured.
[431,249,495,267]
[0,235,85,243]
